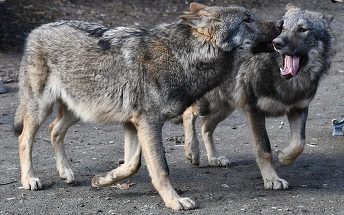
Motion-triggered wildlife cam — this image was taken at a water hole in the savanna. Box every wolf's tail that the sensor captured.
[13,102,25,136]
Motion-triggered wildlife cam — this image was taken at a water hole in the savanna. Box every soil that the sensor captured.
[1,0,344,214]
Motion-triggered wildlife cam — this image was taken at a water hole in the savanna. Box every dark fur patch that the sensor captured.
[62,21,110,38]
[98,39,112,50]
[13,123,23,136]
[87,27,109,37]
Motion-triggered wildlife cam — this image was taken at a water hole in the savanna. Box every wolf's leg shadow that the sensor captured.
[92,122,141,186]
[277,108,308,165]
[19,102,53,190]
[200,105,233,167]
[183,106,200,165]
[246,109,289,190]
[137,116,196,210]
[49,103,79,183]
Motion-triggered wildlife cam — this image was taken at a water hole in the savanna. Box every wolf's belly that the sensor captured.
[257,97,311,116]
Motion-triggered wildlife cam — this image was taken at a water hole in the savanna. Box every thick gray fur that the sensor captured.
[14,4,266,210]
[184,4,335,190]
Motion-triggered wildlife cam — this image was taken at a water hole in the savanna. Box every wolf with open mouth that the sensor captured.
[182,3,335,189]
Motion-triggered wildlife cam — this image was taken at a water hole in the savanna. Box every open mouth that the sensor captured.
[280,55,301,79]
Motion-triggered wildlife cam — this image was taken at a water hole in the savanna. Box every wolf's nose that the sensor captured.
[272,38,285,50]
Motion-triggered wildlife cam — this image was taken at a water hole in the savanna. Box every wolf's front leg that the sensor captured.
[137,116,197,210]
[92,122,141,186]
[246,109,289,190]
[200,106,233,167]
[278,108,308,165]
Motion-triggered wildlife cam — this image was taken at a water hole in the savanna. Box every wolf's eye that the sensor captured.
[277,20,284,30]
[298,26,308,32]
[243,16,253,23]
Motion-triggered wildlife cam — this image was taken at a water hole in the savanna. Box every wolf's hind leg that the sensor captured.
[19,103,53,190]
[92,122,141,186]
[201,105,233,167]
[49,103,79,183]
[183,106,200,165]
[247,109,289,190]
[278,108,308,165]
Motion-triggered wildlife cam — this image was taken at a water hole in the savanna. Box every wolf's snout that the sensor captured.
[272,38,285,51]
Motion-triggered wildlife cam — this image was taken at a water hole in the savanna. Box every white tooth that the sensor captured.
[274,46,278,52]
[280,68,283,73]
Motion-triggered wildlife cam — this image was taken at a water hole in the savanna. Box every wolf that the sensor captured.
[14,2,273,210]
[182,3,335,190]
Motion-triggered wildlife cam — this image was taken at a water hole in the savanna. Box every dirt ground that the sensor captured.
[1,0,344,214]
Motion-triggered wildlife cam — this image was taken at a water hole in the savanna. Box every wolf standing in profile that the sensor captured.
[182,3,335,190]
[13,2,271,210]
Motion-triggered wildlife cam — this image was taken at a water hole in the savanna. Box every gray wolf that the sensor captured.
[14,2,268,210]
[182,3,335,190]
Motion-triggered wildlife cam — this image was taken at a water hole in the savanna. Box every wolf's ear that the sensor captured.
[190,2,207,13]
[180,2,211,28]
[323,15,334,23]
[180,14,210,28]
[285,3,298,11]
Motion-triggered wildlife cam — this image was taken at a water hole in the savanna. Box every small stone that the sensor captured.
[221,184,229,188]
[307,143,317,147]
[108,141,114,144]
[108,210,116,215]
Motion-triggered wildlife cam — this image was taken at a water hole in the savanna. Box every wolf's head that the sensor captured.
[180,3,257,52]
[272,4,334,79]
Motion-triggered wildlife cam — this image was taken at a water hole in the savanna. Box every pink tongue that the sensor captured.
[281,55,300,76]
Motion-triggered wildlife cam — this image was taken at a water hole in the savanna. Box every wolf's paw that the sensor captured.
[22,177,42,190]
[264,177,289,190]
[167,197,197,211]
[59,168,75,183]
[91,174,104,187]
[209,156,230,167]
[92,172,113,187]
[185,151,200,166]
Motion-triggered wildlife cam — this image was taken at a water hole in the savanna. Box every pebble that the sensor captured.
[221,184,229,188]
[108,210,116,215]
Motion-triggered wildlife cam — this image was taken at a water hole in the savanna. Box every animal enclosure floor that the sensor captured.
[1,0,344,214]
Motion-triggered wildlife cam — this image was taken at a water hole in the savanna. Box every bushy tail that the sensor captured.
[13,103,25,136]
